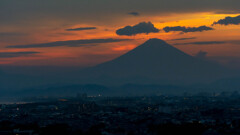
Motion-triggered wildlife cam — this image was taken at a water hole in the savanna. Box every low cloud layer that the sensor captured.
[66,27,97,31]
[0,51,39,58]
[213,15,240,25]
[116,22,160,36]
[7,38,131,48]
[163,26,214,33]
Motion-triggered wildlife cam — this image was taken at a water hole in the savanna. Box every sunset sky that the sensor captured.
[1,0,240,68]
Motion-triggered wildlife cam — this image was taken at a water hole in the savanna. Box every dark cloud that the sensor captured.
[128,12,140,16]
[213,15,240,25]
[66,27,97,31]
[116,22,160,36]
[163,26,214,33]
[169,37,196,41]
[0,52,39,58]
[6,38,132,48]
[195,51,208,59]
[2,0,240,27]
[174,41,226,45]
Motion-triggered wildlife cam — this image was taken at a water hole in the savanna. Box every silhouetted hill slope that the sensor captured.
[2,84,109,97]
[80,38,230,85]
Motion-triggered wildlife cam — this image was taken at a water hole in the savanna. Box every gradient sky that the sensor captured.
[1,0,240,68]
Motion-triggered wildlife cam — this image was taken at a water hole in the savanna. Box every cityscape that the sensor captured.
[1,92,240,135]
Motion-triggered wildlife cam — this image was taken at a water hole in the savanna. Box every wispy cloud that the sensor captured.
[6,38,132,48]
[65,27,97,31]
[169,37,196,41]
[0,51,40,58]
[127,12,140,16]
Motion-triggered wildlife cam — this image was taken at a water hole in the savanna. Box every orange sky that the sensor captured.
[1,12,240,68]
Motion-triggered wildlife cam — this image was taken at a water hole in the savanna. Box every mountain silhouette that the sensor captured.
[0,38,237,96]
[79,38,229,85]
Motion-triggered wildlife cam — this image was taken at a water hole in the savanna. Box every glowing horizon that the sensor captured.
[1,4,240,68]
